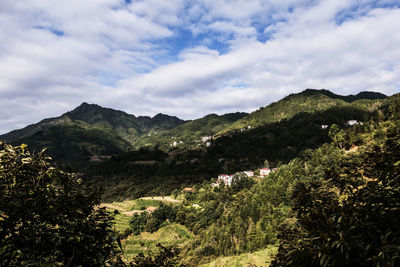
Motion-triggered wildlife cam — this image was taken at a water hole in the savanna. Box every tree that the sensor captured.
[130,243,180,267]
[271,120,400,267]
[130,213,148,235]
[0,142,123,266]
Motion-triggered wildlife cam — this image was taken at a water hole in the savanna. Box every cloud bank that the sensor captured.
[0,0,399,133]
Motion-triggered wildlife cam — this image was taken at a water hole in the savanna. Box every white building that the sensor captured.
[321,125,329,129]
[218,174,233,186]
[206,141,211,147]
[243,171,254,177]
[260,168,271,176]
[201,136,212,142]
[347,120,359,126]
[172,141,177,147]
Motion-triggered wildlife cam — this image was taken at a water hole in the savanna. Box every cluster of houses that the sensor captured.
[213,168,277,187]
[321,120,362,129]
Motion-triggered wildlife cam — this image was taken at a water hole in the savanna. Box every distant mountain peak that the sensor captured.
[153,113,174,119]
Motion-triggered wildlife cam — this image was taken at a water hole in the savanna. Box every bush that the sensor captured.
[0,142,123,266]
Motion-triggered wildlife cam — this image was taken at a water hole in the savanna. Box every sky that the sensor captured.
[1,0,400,134]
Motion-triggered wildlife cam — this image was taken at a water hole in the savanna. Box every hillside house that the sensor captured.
[218,174,230,180]
[321,124,329,129]
[347,120,359,126]
[206,141,211,147]
[218,174,233,186]
[201,136,212,142]
[243,171,254,177]
[260,168,271,176]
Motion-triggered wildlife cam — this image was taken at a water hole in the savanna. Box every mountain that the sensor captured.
[0,103,186,168]
[132,112,248,150]
[0,89,387,169]
[217,89,387,135]
[1,103,185,144]
[15,122,132,169]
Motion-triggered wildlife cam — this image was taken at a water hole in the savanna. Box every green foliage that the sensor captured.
[130,213,148,235]
[129,203,178,235]
[271,94,400,267]
[0,142,123,266]
[133,112,247,151]
[129,243,181,266]
[122,223,192,262]
[14,122,132,169]
[231,173,255,193]
[0,103,185,170]
[218,89,385,135]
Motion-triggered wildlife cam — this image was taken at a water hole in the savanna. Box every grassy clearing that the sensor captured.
[121,223,193,262]
[133,199,162,210]
[102,196,181,213]
[101,200,137,212]
[199,245,278,267]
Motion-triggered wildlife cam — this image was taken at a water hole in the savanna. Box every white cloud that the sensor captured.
[0,0,399,133]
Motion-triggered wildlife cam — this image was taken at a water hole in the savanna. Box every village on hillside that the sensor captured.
[213,167,278,187]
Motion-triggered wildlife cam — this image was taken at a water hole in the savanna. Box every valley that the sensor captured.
[2,89,400,266]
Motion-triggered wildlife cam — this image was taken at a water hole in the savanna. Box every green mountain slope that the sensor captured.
[86,104,377,201]
[132,112,247,151]
[217,89,386,135]
[16,121,132,169]
[0,103,186,169]
[1,103,185,144]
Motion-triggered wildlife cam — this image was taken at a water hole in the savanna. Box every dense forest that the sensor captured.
[113,93,400,266]
[1,90,399,266]
[85,105,375,201]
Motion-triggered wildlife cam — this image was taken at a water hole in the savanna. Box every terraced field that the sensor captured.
[121,223,193,262]
[199,246,278,267]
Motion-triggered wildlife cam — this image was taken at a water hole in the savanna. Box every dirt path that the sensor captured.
[121,210,143,216]
[140,196,181,203]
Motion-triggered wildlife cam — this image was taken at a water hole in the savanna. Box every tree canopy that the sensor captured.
[0,142,123,266]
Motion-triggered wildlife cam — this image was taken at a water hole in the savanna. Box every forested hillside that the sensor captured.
[217,89,386,135]
[86,104,376,201]
[0,90,386,170]
[115,93,399,266]
[132,112,247,151]
[1,91,398,266]
[0,103,185,169]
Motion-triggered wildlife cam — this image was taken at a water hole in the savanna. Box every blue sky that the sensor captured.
[0,0,399,133]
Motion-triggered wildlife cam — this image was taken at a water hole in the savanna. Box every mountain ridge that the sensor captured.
[0,89,388,169]
[216,89,387,135]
